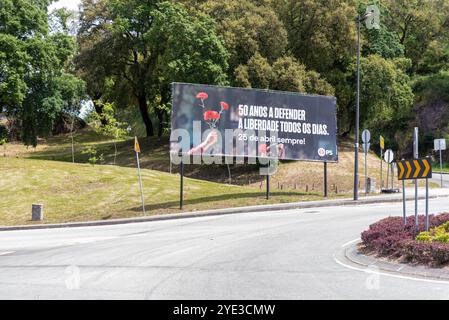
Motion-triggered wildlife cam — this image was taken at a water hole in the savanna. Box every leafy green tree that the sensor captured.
[75,0,229,137]
[194,0,288,78]
[89,100,128,165]
[81,146,104,166]
[235,53,334,95]
[363,27,405,59]
[381,0,449,74]
[346,55,414,145]
[0,0,85,146]
[273,0,357,134]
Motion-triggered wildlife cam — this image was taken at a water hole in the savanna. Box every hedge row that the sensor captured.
[361,214,449,266]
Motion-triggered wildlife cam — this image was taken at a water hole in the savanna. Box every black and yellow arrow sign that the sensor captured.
[397,158,432,180]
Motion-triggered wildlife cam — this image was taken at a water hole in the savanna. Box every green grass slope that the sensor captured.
[0,157,330,226]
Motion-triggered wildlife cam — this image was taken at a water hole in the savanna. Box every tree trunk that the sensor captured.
[138,93,154,137]
[92,93,108,127]
[156,110,164,137]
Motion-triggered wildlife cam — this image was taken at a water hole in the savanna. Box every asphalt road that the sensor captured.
[432,173,449,188]
[2,195,449,299]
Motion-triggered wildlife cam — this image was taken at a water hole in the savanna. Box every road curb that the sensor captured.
[344,242,449,281]
[2,192,449,232]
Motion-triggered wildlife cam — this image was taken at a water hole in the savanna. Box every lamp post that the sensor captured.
[353,5,380,201]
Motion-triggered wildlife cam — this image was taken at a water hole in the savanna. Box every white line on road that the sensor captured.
[333,252,449,285]
[341,238,361,248]
[0,251,14,256]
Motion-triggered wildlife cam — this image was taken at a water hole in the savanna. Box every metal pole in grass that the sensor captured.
[266,161,270,200]
[324,161,328,197]
[426,177,429,231]
[180,159,184,209]
[134,137,145,215]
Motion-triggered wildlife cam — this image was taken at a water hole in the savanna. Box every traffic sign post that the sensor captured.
[134,137,146,215]
[380,135,385,189]
[362,129,370,194]
[384,149,394,191]
[397,157,432,230]
[413,127,419,225]
[434,139,446,188]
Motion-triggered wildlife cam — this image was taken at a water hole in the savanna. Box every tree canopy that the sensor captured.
[0,0,85,146]
[3,0,449,156]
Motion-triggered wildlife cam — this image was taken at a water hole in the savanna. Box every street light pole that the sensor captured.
[354,16,361,200]
[353,8,378,200]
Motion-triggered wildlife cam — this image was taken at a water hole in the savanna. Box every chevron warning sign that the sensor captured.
[397,158,432,180]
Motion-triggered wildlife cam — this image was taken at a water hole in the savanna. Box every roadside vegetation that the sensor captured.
[361,214,449,266]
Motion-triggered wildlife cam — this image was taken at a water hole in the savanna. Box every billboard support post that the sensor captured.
[180,159,184,210]
[324,161,328,197]
[266,161,270,200]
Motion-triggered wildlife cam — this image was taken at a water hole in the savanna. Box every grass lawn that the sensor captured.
[4,128,422,193]
[0,157,345,226]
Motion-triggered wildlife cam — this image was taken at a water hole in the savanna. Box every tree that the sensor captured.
[75,0,229,137]
[234,53,334,96]
[381,0,449,74]
[346,55,414,144]
[273,0,357,77]
[273,0,357,135]
[0,0,85,146]
[363,27,405,59]
[89,100,128,165]
[195,0,288,78]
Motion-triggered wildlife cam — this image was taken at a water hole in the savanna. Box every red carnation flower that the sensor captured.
[220,101,229,110]
[204,110,220,121]
[258,144,268,155]
[196,92,208,100]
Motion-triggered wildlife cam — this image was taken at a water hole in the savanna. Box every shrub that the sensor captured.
[361,213,449,265]
[416,232,432,242]
[402,241,449,266]
[416,220,449,244]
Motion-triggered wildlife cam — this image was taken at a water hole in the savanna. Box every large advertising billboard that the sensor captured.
[170,83,338,162]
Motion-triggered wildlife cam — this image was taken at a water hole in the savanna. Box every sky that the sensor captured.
[49,0,82,12]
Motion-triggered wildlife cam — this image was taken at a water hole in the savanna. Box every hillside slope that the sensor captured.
[3,128,393,194]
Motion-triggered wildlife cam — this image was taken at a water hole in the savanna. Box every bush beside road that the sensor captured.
[360,214,449,266]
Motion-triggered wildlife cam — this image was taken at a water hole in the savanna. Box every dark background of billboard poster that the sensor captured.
[171,82,338,162]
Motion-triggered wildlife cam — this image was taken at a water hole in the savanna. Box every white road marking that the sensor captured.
[341,238,361,248]
[333,252,449,285]
[0,251,14,256]
[67,236,118,245]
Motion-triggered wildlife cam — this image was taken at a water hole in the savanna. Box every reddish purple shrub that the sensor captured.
[402,240,449,266]
[361,214,449,264]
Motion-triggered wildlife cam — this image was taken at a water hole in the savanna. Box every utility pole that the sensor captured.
[353,6,379,200]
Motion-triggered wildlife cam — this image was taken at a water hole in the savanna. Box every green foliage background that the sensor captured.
[2,0,449,158]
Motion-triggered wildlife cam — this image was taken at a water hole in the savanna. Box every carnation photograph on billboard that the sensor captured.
[170,83,338,162]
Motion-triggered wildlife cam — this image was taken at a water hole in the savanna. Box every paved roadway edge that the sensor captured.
[1,192,449,232]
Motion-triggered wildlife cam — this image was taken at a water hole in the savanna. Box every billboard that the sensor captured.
[170,83,338,162]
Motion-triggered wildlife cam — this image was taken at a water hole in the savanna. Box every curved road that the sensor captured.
[1,196,449,299]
